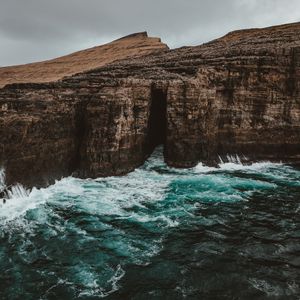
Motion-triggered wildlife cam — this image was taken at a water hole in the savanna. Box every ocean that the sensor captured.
[0,147,300,299]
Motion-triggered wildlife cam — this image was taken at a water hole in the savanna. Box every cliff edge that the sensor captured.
[0,23,299,188]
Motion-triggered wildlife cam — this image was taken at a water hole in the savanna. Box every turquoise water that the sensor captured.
[0,147,300,299]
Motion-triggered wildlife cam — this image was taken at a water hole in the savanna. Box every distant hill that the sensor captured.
[0,32,168,88]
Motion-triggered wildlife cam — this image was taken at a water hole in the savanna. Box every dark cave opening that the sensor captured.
[145,87,167,155]
[69,102,87,174]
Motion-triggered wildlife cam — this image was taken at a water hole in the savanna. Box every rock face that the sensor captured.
[0,23,300,188]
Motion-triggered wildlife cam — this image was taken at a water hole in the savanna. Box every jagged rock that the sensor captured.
[0,23,300,188]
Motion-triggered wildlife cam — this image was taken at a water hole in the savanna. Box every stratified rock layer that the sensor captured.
[0,24,300,188]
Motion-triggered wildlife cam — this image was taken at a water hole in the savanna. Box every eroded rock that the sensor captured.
[0,24,300,188]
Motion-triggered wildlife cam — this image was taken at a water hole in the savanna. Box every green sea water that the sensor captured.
[0,147,300,299]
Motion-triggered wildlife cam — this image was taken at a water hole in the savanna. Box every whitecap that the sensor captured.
[193,162,216,173]
[194,155,284,174]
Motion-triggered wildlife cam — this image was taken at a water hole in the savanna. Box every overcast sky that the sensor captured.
[1,0,300,66]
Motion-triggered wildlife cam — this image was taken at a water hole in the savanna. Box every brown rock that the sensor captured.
[0,23,300,188]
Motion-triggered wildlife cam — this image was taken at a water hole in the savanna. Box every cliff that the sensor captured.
[0,23,300,188]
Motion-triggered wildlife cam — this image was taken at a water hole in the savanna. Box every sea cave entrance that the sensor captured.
[145,86,167,155]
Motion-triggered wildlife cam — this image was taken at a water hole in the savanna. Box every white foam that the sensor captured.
[0,161,170,224]
[193,162,216,173]
[0,149,296,225]
[0,186,44,223]
[127,213,179,228]
[77,264,125,298]
[106,265,126,296]
[0,168,5,189]
[194,155,283,173]
[219,161,279,171]
[0,168,34,223]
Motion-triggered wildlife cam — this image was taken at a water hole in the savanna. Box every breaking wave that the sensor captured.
[0,147,299,299]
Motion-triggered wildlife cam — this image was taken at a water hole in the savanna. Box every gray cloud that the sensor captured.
[0,0,299,66]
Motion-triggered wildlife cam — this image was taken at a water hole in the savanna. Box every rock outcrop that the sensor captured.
[0,24,300,188]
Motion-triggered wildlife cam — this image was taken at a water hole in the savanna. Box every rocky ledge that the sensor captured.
[0,24,300,188]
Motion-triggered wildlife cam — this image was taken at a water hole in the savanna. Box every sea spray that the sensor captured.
[0,168,5,190]
[0,168,29,199]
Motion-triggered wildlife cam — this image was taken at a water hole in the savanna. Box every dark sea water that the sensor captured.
[0,147,300,300]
